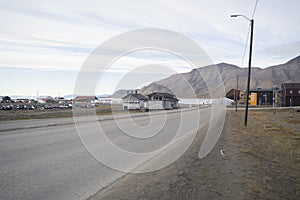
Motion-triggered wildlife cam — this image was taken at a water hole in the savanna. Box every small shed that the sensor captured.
[122,93,148,110]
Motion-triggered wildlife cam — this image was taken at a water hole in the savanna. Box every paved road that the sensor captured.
[0,108,212,200]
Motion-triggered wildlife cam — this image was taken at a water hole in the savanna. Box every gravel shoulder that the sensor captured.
[90,109,300,200]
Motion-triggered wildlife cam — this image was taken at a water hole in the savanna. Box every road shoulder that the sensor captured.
[90,109,300,200]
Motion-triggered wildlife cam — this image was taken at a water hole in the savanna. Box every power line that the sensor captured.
[240,25,251,67]
[251,0,259,19]
[239,0,259,68]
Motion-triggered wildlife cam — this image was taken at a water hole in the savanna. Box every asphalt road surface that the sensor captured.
[0,108,214,200]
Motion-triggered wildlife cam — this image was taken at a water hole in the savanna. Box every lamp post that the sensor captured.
[231,14,254,126]
[236,74,239,112]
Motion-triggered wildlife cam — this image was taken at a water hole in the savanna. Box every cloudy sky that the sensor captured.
[1,0,299,96]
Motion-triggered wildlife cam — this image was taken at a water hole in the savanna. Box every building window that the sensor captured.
[290,90,293,94]
[298,90,300,94]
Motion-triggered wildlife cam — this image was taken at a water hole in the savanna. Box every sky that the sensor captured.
[0,0,299,96]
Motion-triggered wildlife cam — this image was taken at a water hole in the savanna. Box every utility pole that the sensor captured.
[236,74,239,112]
[272,85,276,108]
[274,85,277,114]
[244,19,254,126]
[234,88,236,108]
[231,15,254,126]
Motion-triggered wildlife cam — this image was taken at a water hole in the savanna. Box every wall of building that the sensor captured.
[281,84,300,107]
[164,100,172,109]
[122,102,141,110]
[248,90,275,106]
[283,96,300,107]
[147,100,164,110]
[249,92,257,106]
[257,91,273,105]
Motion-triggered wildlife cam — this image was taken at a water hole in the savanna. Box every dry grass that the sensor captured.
[229,109,300,199]
[0,104,149,121]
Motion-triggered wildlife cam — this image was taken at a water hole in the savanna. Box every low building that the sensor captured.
[147,92,179,110]
[248,88,273,106]
[281,83,300,107]
[0,96,12,103]
[98,97,112,104]
[225,89,246,105]
[15,98,36,103]
[122,92,148,110]
[73,96,98,103]
[226,89,240,101]
[122,91,179,110]
[37,96,55,104]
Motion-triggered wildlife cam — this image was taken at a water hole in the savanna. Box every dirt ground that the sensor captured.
[90,108,300,200]
[0,104,124,121]
[0,103,195,121]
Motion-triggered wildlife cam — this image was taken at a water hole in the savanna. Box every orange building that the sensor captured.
[249,92,257,105]
[248,88,274,106]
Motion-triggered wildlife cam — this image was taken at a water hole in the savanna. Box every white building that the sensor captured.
[122,91,179,111]
[37,96,54,104]
[122,93,148,110]
[146,92,179,110]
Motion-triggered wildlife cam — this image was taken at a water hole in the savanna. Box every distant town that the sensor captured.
[1,82,299,112]
[226,82,300,107]
[0,95,112,111]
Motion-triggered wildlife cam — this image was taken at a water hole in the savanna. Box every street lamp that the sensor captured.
[231,14,254,126]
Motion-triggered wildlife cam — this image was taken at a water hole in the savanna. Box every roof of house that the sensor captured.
[74,96,98,101]
[122,93,148,101]
[227,89,242,92]
[282,83,300,89]
[147,92,178,100]
[250,88,273,92]
[37,96,54,100]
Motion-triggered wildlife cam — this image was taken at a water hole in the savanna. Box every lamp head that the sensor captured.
[230,14,251,21]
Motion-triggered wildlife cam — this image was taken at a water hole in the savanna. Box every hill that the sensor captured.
[113,55,300,98]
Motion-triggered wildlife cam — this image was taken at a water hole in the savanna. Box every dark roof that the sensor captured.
[122,93,148,101]
[147,92,178,100]
[282,83,300,89]
[227,89,242,93]
[250,88,273,92]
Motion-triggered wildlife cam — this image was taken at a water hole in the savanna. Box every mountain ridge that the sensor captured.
[112,55,300,98]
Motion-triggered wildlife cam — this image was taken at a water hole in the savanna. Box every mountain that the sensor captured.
[113,55,300,98]
[97,94,111,98]
[63,95,77,100]
[10,95,38,100]
[111,89,142,98]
